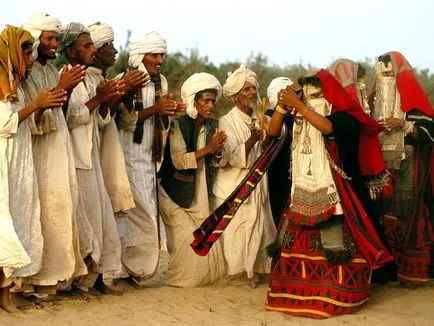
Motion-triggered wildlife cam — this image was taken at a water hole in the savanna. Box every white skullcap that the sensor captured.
[88,22,114,49]
[22,12,61,59]
[128,31,167,68]
[181,73,222,119]
[223,64,258,97]
[267,77,294,110]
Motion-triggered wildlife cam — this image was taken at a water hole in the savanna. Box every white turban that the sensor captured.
[223,64,258,97]
[22,12,61,59]
[267,77,294,110]
[181,73,222,119]
[88,22,114,49]
[128,31,167,69]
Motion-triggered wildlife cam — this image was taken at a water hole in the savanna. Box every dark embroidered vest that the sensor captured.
[159,115,217,208]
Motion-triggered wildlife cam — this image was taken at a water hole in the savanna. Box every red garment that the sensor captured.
[317,69,387,176]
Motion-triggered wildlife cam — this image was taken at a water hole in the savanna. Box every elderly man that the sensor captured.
[118,31,183,284]
[212,65,275,287]
[58,22,123,294]
[20,12,87,298]
[159,73,227,287]
[372,52,434,286]
[0,25,67,312]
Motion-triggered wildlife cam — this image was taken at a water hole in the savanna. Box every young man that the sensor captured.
[21,12,88,297]
[0,25,66,312]
[213,65,276,287]
[372,51,434,286]
[159,72,227,287]
[265,69,392,318]
[118,31,184,284]
[58,22,123,293]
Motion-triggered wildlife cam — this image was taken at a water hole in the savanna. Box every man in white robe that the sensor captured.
[118,32,183,284]
[21,12,88,297]
[58,22,123,293]
[159,73,226,287]
[213,65,276,287]
[0,25,67,312]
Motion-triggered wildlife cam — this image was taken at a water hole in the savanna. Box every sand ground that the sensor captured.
[1,251,434,326]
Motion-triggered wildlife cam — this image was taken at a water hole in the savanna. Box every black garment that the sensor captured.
[159,115,217,208]
[265,109,293,226]
[327,111,397,283]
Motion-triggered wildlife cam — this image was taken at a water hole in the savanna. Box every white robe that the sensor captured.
[66,70,121,277]
[117,75,168,279]
[5,87,43,279]
[20,62,87,286]
[212,107,276,278]
[85,67,134,214]
[0,96,31,278]
[159,121,226,287]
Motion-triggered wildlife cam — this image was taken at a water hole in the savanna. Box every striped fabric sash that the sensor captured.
[190,131,287,256]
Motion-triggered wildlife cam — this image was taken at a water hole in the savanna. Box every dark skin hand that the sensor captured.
[123,70,150,93]
[20,88,67,123]
[137,93,186,122]
[194,129,227,161]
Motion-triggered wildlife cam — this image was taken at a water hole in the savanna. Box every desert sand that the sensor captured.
[1,251,434,326]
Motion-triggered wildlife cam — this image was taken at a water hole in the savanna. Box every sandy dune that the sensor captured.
[1,251,434,326]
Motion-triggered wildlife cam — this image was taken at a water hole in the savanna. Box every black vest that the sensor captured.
[159,115,217,208]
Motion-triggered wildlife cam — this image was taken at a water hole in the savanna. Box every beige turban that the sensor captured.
[267,77,294,110]
[22,12,61,59]
[128,31,167,69]
[223,64,258,97]
[181,73,222,119]
[88,22,114,49]
[58,22,89,54]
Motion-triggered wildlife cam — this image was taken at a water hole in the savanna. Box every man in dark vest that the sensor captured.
[159,72,227,287]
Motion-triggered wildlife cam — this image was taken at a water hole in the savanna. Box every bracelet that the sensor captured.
[402,121,415,135]
[275,105,288,115]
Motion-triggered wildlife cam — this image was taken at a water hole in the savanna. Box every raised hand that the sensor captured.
[57,65,86,91]
[278,88,304,111]
[96,79,125,103]
[209,129,227,153]
[33,87,68,111]
[153,93,179,116]
[249,124,264,144]
[123,70,150,93]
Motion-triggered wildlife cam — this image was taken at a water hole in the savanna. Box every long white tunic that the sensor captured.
[0,96,31,278]
[5,87,43,279]
[20,62,87,286]
[117,75,168,279]
[213,107,276,278]
[85,67,134,214]
[66,71,121,276]
[159,121,226,287]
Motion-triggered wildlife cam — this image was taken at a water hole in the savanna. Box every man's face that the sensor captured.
[195,92,217,119]
[142,53,164,76]
[72,33,97,66]
[96,42,118,68]
[233,81,258,109]
[22,44,34,78]
[38,31,59,60]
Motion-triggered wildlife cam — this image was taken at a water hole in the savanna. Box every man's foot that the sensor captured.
[94,275,123,296]
[0,288,18,313]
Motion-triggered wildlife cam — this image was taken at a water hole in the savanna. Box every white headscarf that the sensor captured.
[181,73,222,119]
[88,22,114,49]
[223,64,258,97]
[22,12,61,59]
[128,31,167,69]
[267,77,294,110]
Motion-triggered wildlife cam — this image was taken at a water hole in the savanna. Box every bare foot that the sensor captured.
[0,287,18,313]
